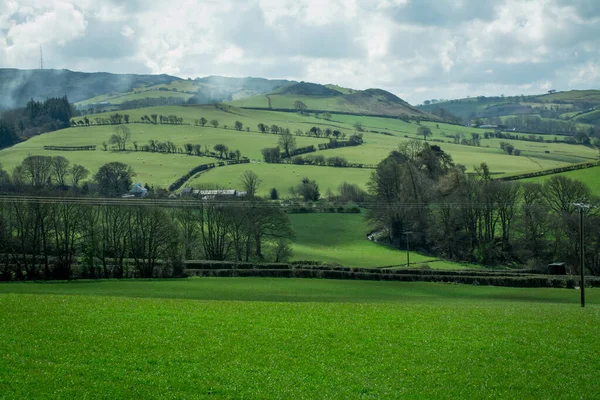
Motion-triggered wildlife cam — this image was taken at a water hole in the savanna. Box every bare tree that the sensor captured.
[49,201,83,279]
[543,175,590,215]
[128,206,179,278]
[278,131,297,157]
[198,202,233,260]
[51,156,70,188]
[15,155,53,187]
[109,125,132,151]
[173,205,201,260]
[71,164,89,187]
[418,126,432,141]
[240,170,262,197]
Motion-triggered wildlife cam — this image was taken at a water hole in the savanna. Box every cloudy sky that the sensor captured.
[1,0,599,104]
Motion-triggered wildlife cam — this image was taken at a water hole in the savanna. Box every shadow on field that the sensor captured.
[0,278,597,306]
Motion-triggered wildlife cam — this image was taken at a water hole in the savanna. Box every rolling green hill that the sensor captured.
[230,82,432,119]
[419,90,600,130]
[76,76,294,109]
[1,104,596,192]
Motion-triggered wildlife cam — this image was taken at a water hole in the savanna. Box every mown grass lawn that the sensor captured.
[0,279,598,399]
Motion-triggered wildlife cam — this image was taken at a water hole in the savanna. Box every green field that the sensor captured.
[76,80,203,106]
[536,89,600,103]
[187,163,373,196]
[0,279,598,399]
[289,212,475,269]
[1,104,596,191]
[229,82,424,118]
[521,166,600,196]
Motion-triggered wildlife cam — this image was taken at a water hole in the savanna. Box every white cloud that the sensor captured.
[121,26,134,39]
[567,62,600,85]
[0,0,598,103]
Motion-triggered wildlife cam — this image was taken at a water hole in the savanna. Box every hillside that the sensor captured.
[0,69,179,110]
[230,82,433,119]
[419,90,600,132]
[77,76,295,111]
[1,103,596,193]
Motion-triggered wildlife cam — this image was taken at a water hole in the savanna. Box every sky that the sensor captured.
[1,0,599,104]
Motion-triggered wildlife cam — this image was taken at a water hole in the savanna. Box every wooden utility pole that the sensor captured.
[573,203,590,307]
[403,231,412,267]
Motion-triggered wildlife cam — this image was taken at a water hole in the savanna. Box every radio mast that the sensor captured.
[40,45,44,70]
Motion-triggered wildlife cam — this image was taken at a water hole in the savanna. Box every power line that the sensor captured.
[0,194,596,210]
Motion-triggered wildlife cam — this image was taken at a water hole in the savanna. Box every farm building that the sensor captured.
[129,183,148,198]
[187,189,248,200]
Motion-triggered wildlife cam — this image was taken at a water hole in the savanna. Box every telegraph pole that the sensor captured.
[574,203,590,307]
[403,231,412,267]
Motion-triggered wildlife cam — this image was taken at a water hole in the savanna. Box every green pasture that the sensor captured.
[1,104,596,190]
[229,87,422,117]
[536,89,600,103]
[76,80,201,106]
[0,145,207,189]
[0,279,598,399]
[521,166,600,196]
[186,162,373,196]
[232,94,351,112]
[105,90,195,105]
[574,109,600,124]
[289,212,474,269]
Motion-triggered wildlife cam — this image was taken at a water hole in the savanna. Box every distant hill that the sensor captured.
[231,82,433,119]
[0,69,180,110]
[419,90,600,123]
[0,68,295,112]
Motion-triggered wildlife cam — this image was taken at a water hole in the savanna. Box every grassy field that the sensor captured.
[229,82,425,118]
[1,104,596,190]
[521,166,600,196]
[0,279,598,399]
[289,212,475,269]
[187,163,373,196]
[76,80,201,106]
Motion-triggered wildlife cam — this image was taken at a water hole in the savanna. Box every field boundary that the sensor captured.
[184,268,600,288]
[238,106,443,123]
[498,160,600,181]
[168,159,250,191]
[43,145,96,151]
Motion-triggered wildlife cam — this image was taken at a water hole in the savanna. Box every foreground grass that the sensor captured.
[0,279,598,399]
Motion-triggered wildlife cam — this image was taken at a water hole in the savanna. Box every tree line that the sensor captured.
[0,198,293,281]
[368,140,600,274]
[0,96,74,148]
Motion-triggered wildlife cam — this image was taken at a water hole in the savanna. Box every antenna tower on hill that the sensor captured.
[40,45,44,70]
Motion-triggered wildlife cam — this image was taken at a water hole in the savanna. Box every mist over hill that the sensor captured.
[0,68,434,120]
[0,69,180,110]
